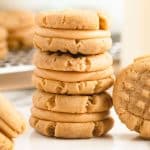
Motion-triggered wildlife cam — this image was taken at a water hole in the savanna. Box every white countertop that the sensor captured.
[2,89,150,150]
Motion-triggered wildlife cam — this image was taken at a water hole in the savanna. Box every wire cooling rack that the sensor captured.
[0,49,35,74]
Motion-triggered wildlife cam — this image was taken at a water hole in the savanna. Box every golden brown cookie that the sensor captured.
[36,9,110,30]
[0,132,13,150]
[33,34,112,55]
[35,27,111,39]
[113,56,150,139]
[0,10,34,32]
[33,90,112,113]
[33,51,113,72]
[34,66,114,82]
[30,116,114,138]
[31,107,109,123]
[0,94,26,138]
[32,74,115,95]
[8,26,34,50]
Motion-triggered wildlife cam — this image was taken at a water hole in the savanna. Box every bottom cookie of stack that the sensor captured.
[30,116,114,138]
[30,90,114,138]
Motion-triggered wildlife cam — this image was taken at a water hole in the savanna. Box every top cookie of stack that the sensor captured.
[34,9,112,55]
[0,10,35,50]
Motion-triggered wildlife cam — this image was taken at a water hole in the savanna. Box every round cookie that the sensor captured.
[34,66,114,82]
[30,116,114,138]
[0,94,26,138]
[0,132,13,150]
[33,90,112,113]
[113,56,150,139]
[36,9,110,30]
[35,27,111,39]
[8,27,34,50]
[0,10,34,32]
[33,51,113,72]
[33,34,112,55]
[31,107,109,123]
[32,74,115,95]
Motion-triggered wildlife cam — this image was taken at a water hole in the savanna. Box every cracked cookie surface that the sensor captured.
[33,50,113,72]
[33,34,112,55]
[29,116,114,138]
[32,90,112,113]
[36,9,110,30]
[32,74,114,95]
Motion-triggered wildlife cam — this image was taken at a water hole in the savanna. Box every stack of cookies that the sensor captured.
[30,10,115,138]
[0,10,35,50]
[0,26,8,59]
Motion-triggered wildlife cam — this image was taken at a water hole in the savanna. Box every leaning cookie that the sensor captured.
[32,74,115,95]
[113,56,150,139]
[0,94,26,138]
[33,90,112,113]
[36,9,110,30]
[30,116,114,138]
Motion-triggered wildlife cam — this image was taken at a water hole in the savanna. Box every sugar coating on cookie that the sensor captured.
[33,51,113,72]
[113,56,150,139]
[32,74,115,95]
[32,90,112,113]
[29,116,114,138]
[36,9,110,30]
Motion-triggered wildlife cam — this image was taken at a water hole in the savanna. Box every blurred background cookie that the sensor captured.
[0,10,35,50]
